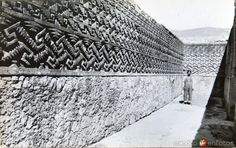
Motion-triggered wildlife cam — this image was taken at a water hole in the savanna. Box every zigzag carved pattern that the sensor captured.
[0,0,184,74]
[183,44,225,75]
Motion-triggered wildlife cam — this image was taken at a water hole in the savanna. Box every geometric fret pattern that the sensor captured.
[0,0,184,74]
[183,44,225,75]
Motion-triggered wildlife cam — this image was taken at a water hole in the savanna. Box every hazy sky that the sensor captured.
[134,0,234,30]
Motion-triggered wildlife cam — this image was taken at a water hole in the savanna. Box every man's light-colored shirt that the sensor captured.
[184,76,193,89]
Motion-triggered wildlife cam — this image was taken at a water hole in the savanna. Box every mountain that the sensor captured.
[172,27,231,44]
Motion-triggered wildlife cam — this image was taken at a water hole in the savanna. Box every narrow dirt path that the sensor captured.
[90,76,216,147]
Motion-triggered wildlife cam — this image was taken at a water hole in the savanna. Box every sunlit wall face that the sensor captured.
[134,0,234,30]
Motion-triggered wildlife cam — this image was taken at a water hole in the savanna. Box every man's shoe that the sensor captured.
[186,102,191,105]
[179,100,184,103]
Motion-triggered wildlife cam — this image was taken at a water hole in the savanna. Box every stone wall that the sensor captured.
[217,0,236,142]
[0,0,184,147]
[223,0,236,121]
[0,70,182,147]
[0,0,183,74]
[224,26,236,121]
[184,44,225,75]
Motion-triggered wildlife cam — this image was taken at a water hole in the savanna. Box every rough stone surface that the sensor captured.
[223,9,236,142]
[0,75,182,147]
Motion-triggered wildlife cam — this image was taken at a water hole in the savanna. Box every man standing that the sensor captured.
[179,70,193,105]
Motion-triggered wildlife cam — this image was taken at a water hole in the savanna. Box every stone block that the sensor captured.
[0,75,182,147]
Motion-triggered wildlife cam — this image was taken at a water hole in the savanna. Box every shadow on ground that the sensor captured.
[192,51,235,147]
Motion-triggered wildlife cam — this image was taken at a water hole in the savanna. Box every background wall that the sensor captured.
[183,44,225,75]
[183,44,226,109]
